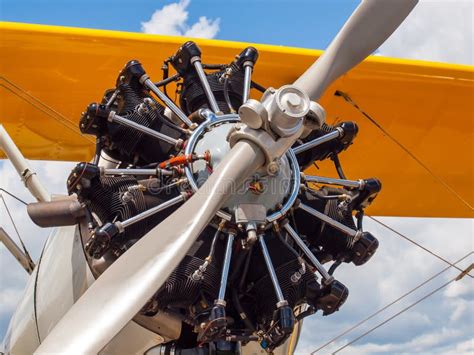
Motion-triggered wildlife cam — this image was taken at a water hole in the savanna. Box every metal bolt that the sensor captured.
[121,191,134,203]
[285,92,302,108]
[267,161,280,176]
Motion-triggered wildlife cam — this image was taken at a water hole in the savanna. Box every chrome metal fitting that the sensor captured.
[267,85,310,137]
[232,84,312,174]
[238,84,310,139]
[238,99,267,129]
[214,299,227,307]
[306,101,326,129]
[301,101,327,138]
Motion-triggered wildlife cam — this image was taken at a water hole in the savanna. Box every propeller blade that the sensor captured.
[294,0,418,101]
[35,140,264,354]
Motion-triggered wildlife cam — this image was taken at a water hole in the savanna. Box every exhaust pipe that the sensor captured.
[27,196,86,227]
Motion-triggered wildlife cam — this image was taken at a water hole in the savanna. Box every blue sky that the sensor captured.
[0,0,473,354]
[0,0,359,49]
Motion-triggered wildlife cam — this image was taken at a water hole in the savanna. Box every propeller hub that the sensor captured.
[282,92,304,111]
[189,116,294,216]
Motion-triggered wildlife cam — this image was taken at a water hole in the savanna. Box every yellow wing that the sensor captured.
[1,22,472,218]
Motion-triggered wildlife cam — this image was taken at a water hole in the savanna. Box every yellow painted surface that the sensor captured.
[0,22,473,218]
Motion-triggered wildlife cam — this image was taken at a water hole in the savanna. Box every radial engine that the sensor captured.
[63,41,381,353]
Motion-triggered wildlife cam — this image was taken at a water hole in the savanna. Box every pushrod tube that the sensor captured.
[299,203,360,238]
[108,112,182,147]
[242,64,253,103]
[305,175,362,189]
[292,129,342,155]
[284,223,333,284]
[259,234,287,305]
[103,168,172,176]
[217,232,236,303]
[120,194,186,229]
[142,78,194,128]
[192,59,221,113]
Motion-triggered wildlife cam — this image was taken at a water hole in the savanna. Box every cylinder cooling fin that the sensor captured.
[70,40,381,353]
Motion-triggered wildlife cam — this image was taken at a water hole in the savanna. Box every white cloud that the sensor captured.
[297,326,470,354]
[378,0,473,65]
[185,16,220,39]
[296,216,473,354]
[0,289,24,318]
[141,0,220,39]
[445,277,474,298]
[453,339,474,354]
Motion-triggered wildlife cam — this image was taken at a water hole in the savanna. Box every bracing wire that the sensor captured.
[335,90,473,211]
[368,215,473,279]
[311,251,473,353]
[0,188,28,205]
[331,263,473,354]
[0,192,34,265]
[0,77,94,143]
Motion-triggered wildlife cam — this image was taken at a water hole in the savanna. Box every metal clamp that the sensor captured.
[20,168,35,186]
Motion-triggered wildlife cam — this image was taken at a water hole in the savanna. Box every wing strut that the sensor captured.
[0,125,50,202]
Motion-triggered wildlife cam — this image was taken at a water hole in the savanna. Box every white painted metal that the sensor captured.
[2,265,40,353]
[100,321,165,354]
[34,226,95,341]
[96,149,121,168]
[0,124,50,202]
[294,0,418,101]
